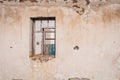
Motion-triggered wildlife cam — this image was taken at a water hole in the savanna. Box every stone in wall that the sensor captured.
[68,78,90,80]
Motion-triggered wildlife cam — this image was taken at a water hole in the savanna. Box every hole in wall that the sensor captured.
[68,77,90,80]
[73,45,79,50]
[10,46,13,48]
[85,0,90,5]
[12,79,23,80]
[80,78,90,80]
[72,0,78,3]
[68,77,80,80]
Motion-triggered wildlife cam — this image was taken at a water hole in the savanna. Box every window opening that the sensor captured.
[31,17,56,59]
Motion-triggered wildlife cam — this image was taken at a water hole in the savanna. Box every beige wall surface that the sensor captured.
[0,3,120,80]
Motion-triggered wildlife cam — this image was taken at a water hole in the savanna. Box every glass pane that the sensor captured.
[46,33,55,39]
[44,28,55,32]
[35,20,41,31]
[45,40,54,44]
[42,20,48,28]
[34,33,42,54]
[45,40,55,55]
[49,20,55,28]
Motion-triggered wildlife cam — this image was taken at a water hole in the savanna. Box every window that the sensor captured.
[31,17,56,58]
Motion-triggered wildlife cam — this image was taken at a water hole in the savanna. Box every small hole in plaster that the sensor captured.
[113,41,116,44]
[10,46,13,48]
[74,45,79,50]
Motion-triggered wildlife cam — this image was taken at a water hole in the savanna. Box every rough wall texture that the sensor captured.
[0,1,120,80]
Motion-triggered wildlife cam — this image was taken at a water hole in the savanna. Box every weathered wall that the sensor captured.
[0,2,120,80]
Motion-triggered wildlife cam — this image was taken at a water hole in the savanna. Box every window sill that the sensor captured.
[30,54,55,63]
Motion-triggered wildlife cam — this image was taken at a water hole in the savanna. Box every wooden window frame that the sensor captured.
[30,17,56,58]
